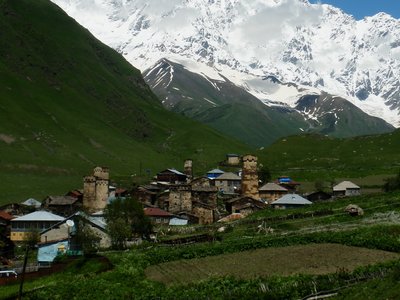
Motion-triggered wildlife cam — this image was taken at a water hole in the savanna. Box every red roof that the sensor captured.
[116,188,127,194]
[144,207,173,217]
[0,210,14,221]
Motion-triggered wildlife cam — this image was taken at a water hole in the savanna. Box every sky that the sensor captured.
[309,0,400,20]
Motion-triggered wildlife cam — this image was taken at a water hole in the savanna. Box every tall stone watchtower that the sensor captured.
[241,155,259,199]
[184,159,193,179]
[83,167,110,213]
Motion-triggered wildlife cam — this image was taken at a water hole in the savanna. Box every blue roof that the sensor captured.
[38,240,68,262]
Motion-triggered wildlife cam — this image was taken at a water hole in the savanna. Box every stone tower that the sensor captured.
[83,175,96,210]
[83,167,110,213]
[168,185,192,214]
[184,159,193,179]
[241,154,259,199]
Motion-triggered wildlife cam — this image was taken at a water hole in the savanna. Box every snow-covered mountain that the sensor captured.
[51,0,400,127]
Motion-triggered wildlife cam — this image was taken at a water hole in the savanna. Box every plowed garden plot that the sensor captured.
[145,243,400,285]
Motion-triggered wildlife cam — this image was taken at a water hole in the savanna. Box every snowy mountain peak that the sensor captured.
[52,0,400,127]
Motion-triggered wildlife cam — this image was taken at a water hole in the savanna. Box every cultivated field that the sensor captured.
[145,243,400,285]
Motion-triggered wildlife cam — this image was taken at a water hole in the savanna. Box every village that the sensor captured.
[0,153,362,278]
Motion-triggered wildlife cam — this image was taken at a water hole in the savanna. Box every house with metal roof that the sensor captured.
[144,207,174,225]
[214,172,241,193]
[156,168,188,183]
[206,169,225,180]
[333,181,361,197]
[10,211,65,242]
[42,195,81,216]
[271,194,312,209]
[21,198,42,209]
[39,211,110,258]
[259,182,288,203]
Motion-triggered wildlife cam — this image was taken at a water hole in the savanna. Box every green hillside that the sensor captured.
[144,60,393,147]
[144,60,309,147]
[258,130,400,181]
[0,0,250,203]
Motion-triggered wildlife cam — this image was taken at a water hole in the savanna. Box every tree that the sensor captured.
[104,198,152,249]
[383,170,400,192]
[314,180,324,192]
[258,165,271,184]
[74,220,101,255]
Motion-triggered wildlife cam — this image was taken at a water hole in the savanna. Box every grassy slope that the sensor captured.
[3,192,400,299]
[257,130,400,182]
[146,60,308,147]
[0,0,250,203]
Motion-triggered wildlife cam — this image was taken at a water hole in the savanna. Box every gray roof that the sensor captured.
[167,169,186,176]
[259,182,288,192]
[333,181,360,191]
[12,211,65,222]
[272,194,312,205]
[215,172,241,181]
[46,196,78,206]
[207,169,225,174]
[21,198,42,208]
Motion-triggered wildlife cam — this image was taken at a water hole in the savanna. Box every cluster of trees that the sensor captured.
[104,198,152,249]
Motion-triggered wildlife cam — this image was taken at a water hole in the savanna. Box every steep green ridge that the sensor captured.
[144,59,394,147]
[0,0,250,202]
[258,129,400,181]
[295,93,393,137]
[144,60,308,147]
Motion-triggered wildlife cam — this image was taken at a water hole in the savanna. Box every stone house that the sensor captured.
[43,195,81,217]
[226,154,240,166]
[214,172,241,193]
[259,182,288,204]
[144,207,174,225]
[333,181,361,197]
[225,196,267,216]
[192,202,216,224]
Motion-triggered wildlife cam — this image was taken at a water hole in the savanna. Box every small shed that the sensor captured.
[305,191,332,202]
[271,194,312,209]
[333,181,361,197]
[21,198,42,209]
[226,154,240,166]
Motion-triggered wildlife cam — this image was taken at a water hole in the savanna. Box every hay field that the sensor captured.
[145,243,400,285]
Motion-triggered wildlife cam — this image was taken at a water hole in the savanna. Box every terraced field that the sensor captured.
[145,243,400,285]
